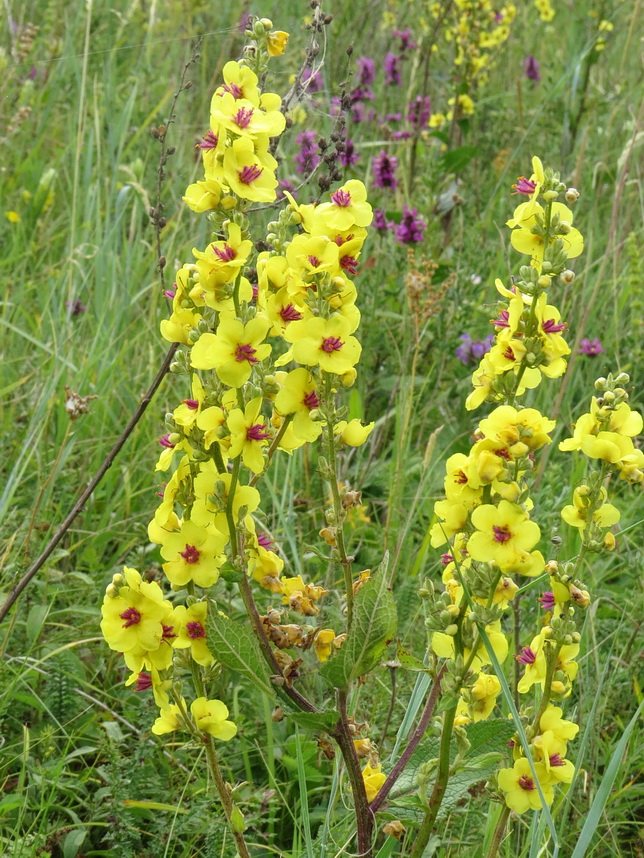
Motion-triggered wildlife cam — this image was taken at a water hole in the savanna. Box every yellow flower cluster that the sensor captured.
[534,0,555,22]
[467,157,581,410]
[101,32,375,738]
[429,0,516,127]
[428,156,593,816]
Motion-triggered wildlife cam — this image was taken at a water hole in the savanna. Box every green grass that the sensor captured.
[1,1,643,856]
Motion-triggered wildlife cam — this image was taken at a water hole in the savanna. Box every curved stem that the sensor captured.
[409,704,457,858]
[0,343,178,625]
[485,805,511,858]
[370,664,446,813]
[334,690,374,857]
[323,377,354,627]
[203,735,252,858]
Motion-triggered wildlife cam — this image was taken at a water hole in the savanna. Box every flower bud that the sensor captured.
[444,624,458,636]
[545,560,558,574]
[559,220,571,234]
[560,269,575,284]
[615,372,630,385]
[594,376,607,390]
[603,532,616,551]
[105,583,118,598]
[230,804,245,834]
[543,190,559,202]
[259,17,273,29]
[565,188,580,203]
[112,572,124,587]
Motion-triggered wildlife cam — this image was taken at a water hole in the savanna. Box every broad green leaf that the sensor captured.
[439,145,479,173]
[282,704,340,733]
[396,643,431,673]
[322,553,397,689]
[62,829,86,858]
[206,602,276,697]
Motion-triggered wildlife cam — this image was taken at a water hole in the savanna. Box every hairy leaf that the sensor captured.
[322,553,397,688]
[206,601,276,697]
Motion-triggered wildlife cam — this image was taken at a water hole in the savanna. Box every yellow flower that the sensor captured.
[267,30,289,56]
[432,620,508,672]
[287,316,361,375]
[362,762,386,802]
[191,316,271,387]
[191,466,261,534]
[315,180,373,231]
[227,396,271,474]
[533,730,575,783]
[183,178,222,212]
[468,500,541,573]
[190,697,237,740]
[223,136,278,202]
[274,368,324,442]
[479,405,556,453]
[172,602,214,666]
[192,222,253,290]
[498,757,554,813]
[159,519,227,588]
[210,91,286,140]
[314,629,336,662]
[100,567,173,655]
[152,702,187,735]
[540,705,580,742]
[285,233,340,278]
[6,211,21,223]
[215,60,261,106]
[334,419,374,446]
[561,486,620,530]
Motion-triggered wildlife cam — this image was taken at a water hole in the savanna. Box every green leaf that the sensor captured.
[439,145,479,174]
[62,829,86,858]
[282,704,340,733]
[321,553,397,689]
[396,643,431,673]
[206,602,276,697]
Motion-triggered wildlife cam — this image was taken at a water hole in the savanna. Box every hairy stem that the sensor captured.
[409,704,457,858]
[335,690,374,857]
[370,664,446,813]
[485,805,511,858]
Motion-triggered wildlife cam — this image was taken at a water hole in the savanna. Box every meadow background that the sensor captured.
[1,1,642,856]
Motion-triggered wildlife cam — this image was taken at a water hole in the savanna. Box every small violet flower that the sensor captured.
[294,130,320,176]
[355,56,376,87]
[524,56,541,81]
[339,138,361,168]
[579,337,604,356]
[407,95,431,129]
[373,208,394,233]
[395,204,426,244]
[372,150,398,190]
[393,28,417,55]
[455,333,495,365]
[384,52,402,86]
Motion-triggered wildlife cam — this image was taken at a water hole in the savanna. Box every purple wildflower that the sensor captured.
[455,333,494,365]
[339,138,361,168]
[294,130,320,176]
[330,95,341,117]
[384,52,402,86]
[372,150,398,190]
[239,12,253,33]
[277,178,296,200]
[65,299,87,316]
[579,337,604,356]
[524,56,541,81]
[407,95,431,129]
[351,101,367,123]
[355,56,376,86]
[302,67,324,92]
[395,204,426,244]
[385,112,402,122]
[393,28,417,55]
[373,208,394,233]
[393,130,412,141]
